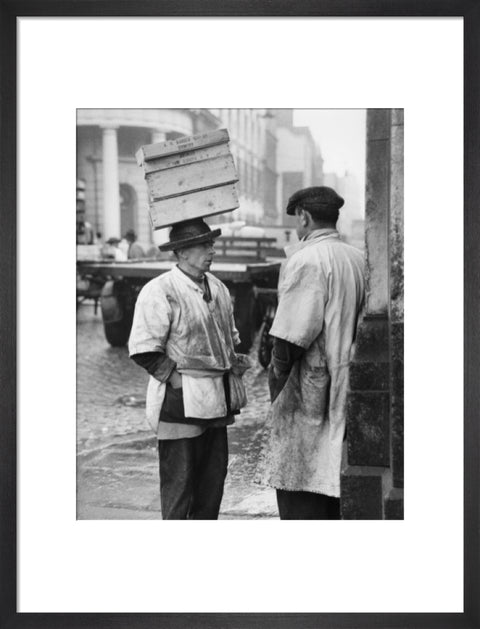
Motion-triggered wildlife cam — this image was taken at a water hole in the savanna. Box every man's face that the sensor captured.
[180,240,216,276]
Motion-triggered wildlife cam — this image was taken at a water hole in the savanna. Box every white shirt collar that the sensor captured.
[284,228,339,258]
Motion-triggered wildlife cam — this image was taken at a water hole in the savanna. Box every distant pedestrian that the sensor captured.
[76,208,95,245]
[76,179,95,245]
[125,229,145,259]
[128,218,250,520]
[255,186,365,520]
[102,237,128,261]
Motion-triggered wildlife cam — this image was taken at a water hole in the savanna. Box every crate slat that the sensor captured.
[142,143,231,175]
[147,154,238,201]
[136,128,230,164]
[149,183,239,229]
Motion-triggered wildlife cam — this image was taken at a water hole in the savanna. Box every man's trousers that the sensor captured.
[158,427,228,520]
[276,489,341,520]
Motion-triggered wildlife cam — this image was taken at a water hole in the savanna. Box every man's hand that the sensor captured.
[268,365,289,402]
[168,370,182,389]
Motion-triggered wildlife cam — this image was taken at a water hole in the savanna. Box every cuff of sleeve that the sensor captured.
[128,343,164,357]
[271,338,293,373]
[152,356,177,383]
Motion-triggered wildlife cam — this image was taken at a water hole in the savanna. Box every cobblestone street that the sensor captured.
[76,302,278,519]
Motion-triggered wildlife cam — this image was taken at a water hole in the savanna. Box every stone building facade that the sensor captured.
[76,108,219,247]
[209,108,279,224]
[341,109,404,519]
[272,109,323,230]
[76,108,323,248]
[210,108,323,227]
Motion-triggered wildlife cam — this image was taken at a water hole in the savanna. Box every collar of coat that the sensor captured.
[171,264,215,301]
[284,228,339,258]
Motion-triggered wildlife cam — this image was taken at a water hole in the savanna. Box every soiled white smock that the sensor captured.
[255,229,365,497]
[128,265,244,439]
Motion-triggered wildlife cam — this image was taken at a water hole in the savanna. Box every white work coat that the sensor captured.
[256,229,365,497]
[128,265,246,434]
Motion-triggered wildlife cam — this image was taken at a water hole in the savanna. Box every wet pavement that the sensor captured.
[76,302,278,519]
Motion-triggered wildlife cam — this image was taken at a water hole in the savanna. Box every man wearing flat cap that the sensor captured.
[256,186,365,519]
[128,218,249,519]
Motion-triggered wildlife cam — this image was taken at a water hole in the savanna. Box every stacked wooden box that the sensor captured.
[136,129,239,229]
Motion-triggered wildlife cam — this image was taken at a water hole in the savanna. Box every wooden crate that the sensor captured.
[136,129,239,229]
[149,184,239,228]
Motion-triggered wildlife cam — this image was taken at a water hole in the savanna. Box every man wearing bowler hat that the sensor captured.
[128,218,249,520]
[256,186,365,519]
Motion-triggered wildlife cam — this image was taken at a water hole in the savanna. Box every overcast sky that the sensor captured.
[294,109,366,186]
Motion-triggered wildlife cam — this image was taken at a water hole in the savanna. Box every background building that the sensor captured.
[274,109,323,229]
[76,108,364,251]
[76,109,219,248]
[209,108,277,225]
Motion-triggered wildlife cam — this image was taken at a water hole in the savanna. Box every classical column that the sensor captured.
[101,126,120,239]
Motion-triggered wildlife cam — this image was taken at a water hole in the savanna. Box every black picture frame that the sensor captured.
[1,2,478,628]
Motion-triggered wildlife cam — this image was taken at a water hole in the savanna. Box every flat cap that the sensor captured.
[286,186,345,216]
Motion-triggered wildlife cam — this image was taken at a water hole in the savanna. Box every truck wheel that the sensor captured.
[103,318,132,347]
[234,284,256,353]
[258,319,273,369]
[100,280,134,347]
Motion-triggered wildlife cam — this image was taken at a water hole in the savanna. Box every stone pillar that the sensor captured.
[365,111,390,315]
[389,109,404,495]
[341,109,404,520]
[101,126,120,239]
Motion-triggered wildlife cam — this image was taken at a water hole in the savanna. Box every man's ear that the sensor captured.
[301,209,311,226]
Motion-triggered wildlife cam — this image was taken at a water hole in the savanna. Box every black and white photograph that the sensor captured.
[76,108,403,521]
[5,10,476,626]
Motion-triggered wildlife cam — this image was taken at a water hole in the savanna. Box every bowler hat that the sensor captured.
[286,186,344,216]
[159,218,221,252]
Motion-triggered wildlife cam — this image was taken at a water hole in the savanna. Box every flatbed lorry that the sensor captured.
[77,236,281,356]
